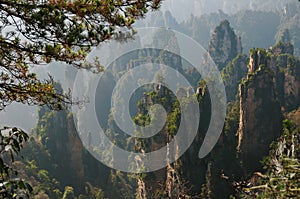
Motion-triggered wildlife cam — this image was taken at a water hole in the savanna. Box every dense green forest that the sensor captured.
[1,1,300,199]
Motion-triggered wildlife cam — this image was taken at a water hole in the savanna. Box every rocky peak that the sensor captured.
[208,20,242,70]
[35,107,85,190]
[221,54,248,101]
[272,41,300,111]
[270,41,294,56]
[237,45,299,172]
[237,49,282,174]
[248,49,270,73]
[279,29,291,43]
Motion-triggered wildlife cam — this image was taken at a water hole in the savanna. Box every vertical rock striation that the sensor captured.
[237,49,282,174]
[207,20,242,70]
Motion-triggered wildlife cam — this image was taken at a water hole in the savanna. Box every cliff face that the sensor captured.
[207,20,242,70]
[272,42,300,111]
[35,108,85,188]
[237,49,282,174]
[67,114,85,181]
[237,41,300,174]
[222,54,248,101]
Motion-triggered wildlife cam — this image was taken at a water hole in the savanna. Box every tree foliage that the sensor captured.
[0,126,32,198]
[0,0,161,110]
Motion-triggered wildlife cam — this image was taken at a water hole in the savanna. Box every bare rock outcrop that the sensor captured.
[207,20,242,70]
[237,49,282,174]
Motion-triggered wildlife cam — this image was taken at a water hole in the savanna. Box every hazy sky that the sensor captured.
[160,0,294,22]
